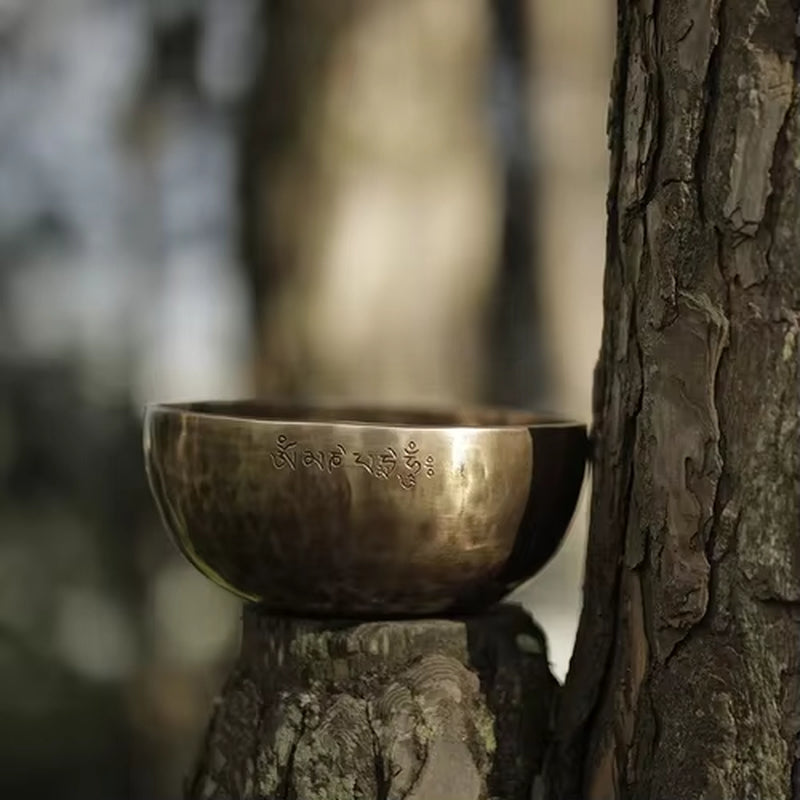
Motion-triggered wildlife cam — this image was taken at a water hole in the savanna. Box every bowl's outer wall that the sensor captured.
[499,424,588,585]
[143,407,587,615]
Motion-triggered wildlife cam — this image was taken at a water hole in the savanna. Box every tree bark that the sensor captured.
[188,605,556,800]
[549,0,800,798]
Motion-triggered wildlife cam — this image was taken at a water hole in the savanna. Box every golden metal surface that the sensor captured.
[143,402,587,616]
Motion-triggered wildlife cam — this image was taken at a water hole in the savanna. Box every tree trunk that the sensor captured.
[241,0,501,406]
[549,0,800,798]
[188,605,557,799]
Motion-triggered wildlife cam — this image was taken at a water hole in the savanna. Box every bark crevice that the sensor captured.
[693,0,724,224]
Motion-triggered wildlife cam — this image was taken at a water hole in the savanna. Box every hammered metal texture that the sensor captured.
[144,403,587,616]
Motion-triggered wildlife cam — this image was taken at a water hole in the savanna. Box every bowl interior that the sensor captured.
[151,400,579,429]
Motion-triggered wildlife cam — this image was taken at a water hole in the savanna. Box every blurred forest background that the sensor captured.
[0,0,612,797]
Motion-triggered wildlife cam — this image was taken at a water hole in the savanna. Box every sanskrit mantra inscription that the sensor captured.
[269,436,435,490]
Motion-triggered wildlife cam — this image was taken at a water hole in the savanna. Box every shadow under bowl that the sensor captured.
[144,402,587,617]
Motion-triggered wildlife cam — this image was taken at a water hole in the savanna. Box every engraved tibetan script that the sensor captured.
[268,437,435,489]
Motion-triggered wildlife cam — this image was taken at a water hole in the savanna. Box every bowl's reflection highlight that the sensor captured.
[144,402,588,617]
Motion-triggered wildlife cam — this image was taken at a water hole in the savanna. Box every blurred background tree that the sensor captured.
[0,0,611,796]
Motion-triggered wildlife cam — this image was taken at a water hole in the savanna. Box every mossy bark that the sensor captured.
[188,605,557,800]
[548,0,800,797]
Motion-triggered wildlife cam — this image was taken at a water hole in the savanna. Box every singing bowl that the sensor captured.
[143,402,587,616]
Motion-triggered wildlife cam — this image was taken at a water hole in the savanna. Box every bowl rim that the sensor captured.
[144,400,587,432]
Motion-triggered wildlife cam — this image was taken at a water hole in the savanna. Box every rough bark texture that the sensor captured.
[189,605,557,799]
[549,0,800,798]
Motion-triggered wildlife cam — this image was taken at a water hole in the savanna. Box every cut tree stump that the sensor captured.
[188,604,557,800]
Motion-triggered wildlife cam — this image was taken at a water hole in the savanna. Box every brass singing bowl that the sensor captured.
[143,402,587,616]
